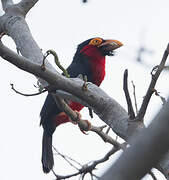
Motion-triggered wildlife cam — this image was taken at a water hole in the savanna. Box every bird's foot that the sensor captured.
[77,74,89,91]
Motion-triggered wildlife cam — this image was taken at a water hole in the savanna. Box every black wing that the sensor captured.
[40,53,92,127]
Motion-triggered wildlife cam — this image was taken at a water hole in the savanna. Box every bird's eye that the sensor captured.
[89,38,103,46]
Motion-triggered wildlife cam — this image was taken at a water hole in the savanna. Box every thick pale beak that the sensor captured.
[99,39,123,51]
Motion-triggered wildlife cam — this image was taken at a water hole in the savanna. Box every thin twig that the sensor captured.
[52,146,82,170]
[137,43,169,121]
[92,173,99,179]
[10,83,47,96]
[149,170,157,180]
[131,81,138,115]
[123,69,135,120]
[88,107,93,118]
[52,146,123,180]
[153,89,167,105]
[52,169,81,180]
[42,50,70,78]
[105,127,111,134]
[90,172,94,180]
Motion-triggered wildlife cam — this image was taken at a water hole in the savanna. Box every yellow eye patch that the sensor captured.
[89,38,103,46]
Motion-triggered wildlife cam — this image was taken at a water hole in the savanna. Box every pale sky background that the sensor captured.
[0,0,169,180]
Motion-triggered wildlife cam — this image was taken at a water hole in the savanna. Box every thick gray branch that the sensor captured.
[1,0,38,15]
[18,0,39,16]
[0,2,56,85]
[1,0,13,11]
[0,42,129,139]
[101,97,169,180]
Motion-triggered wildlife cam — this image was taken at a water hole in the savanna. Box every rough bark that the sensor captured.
[101,97,169,179]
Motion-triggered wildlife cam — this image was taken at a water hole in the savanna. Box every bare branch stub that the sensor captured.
[123,69,135,120]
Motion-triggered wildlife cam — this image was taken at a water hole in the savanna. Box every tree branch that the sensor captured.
[52,146,123,180]
[90,126,127,149]
[10,83,47,96]
[18,0,39,16]
[52,146,82,170]
[101,96,169,180]
[131,81,138,115]
[137,43,169,121]
[123,69,135,120]
[0,41,129,139]
[0,2,55,87]
[149,170,157,180]
[52,92,127,147]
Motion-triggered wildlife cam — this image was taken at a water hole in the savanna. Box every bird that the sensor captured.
[40,37,123,173]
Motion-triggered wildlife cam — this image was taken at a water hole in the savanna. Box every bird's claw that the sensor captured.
[82,75,88,91]
[82,82,89,91]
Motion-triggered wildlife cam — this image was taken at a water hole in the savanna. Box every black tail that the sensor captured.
[42,131,54,173]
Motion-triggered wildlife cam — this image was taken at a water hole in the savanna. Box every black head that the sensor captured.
[76,37,123,56]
